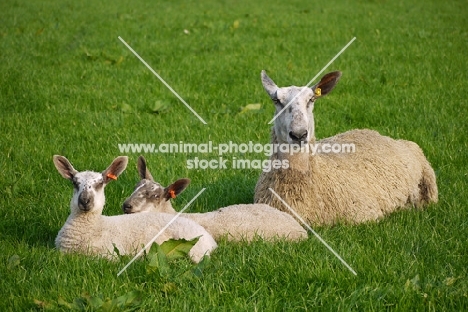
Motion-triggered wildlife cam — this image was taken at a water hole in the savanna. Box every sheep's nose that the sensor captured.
[289,130,308,142]
[122,202,132,214]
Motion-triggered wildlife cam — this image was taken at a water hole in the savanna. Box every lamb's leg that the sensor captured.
[188,234,217,263]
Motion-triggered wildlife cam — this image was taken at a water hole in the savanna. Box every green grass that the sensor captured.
[1,0,467,310]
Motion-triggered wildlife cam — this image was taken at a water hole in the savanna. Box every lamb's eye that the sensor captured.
[72,179,79,188]
[152,194,160,199]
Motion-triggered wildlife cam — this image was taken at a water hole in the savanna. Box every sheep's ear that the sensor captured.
[53,155,78,180]
[102,156,128,183]
[261,70,278,100]
[163,178,190,200]
[137,155,154,181]
[311,71,342,98]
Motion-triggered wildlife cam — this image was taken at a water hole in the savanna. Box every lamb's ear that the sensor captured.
[163,178,191,200]
[311,71,342,98]
[137,155,154,181]
[261,70,278,100]
[53,155,78,180]
[102,156,128,183]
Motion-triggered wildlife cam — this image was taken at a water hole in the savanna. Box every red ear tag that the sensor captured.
[169,189,176,199]
[106,173,118,181]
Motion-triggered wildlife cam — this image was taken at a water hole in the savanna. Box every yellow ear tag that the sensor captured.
[314,87,322,97]
[106,173,118,181]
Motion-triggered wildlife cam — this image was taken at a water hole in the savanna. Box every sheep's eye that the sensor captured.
[152,194,160,199]
[72,179,79,188]
[273,98,283,108]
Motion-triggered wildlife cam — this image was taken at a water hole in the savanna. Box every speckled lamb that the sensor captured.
[53,155,217,263]
[121,156,307,242]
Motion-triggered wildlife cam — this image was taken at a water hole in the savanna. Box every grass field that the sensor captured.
[1,0,467,310]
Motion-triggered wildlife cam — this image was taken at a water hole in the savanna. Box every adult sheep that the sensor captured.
[254,70,438,225]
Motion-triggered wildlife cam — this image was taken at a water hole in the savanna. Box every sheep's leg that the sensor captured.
[418,165,438,205]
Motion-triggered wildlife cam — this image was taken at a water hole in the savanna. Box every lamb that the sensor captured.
[121,156,308,242]
[254,70,438,225]
[53,155,217,263]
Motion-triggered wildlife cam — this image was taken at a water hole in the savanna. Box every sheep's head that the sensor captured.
[53,155,128,214]
[122,155,190,214]
[262,70,341,144]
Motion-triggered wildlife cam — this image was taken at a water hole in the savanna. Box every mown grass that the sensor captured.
[1,0,467,310]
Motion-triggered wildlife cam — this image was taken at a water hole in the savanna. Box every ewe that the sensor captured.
[122,156,307,242]
[254,71,438,225]
[53,155,217,263]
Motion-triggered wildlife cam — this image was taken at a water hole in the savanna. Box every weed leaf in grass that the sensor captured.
[160,237,200,261]
[56,296,73,309]
[100,291,142,311]
[85,294,104,309]
[52,291,142,311]
[238,103,261,115]
[405,274,421,291]
[83,49,123,65]
[192,254,211,278]
[103,54,124,65]
[57,297,76,311]
[444,276,458,286]
[83,49,98,61]
[7,254,20,269]
[118,102,133,113]
[149,100,170,114]
[161,282,178,296]
[33,299,54,309]
[146,238,199,277]
[147,244,170,277]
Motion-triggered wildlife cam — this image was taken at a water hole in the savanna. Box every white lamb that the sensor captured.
[53,155,217,263]
[121,156,308,242]
[254,70,438,225]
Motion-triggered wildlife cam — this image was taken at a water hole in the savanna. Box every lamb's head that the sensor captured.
[262,70,342,144]
[122,155,190,214]
[53,155,128,214]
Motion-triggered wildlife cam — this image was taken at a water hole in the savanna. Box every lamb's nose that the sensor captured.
[122,202,132,214]
[79,196,91,211]
[289,130,308,142]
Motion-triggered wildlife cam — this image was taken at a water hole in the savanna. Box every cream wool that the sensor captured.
[254,71,438,225]
[53,155,217,263]
[122,156,307,242]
